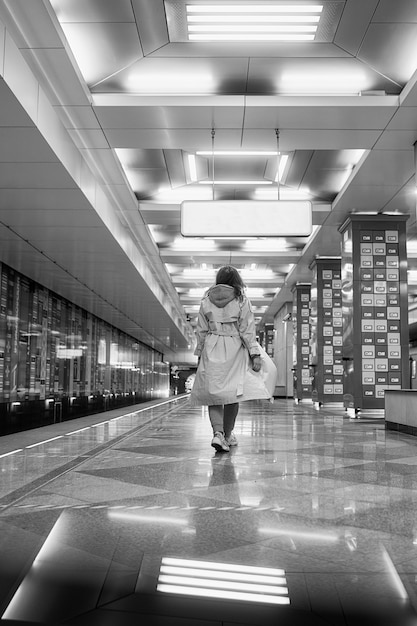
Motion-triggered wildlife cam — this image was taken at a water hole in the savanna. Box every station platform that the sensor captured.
[1,396,417,625]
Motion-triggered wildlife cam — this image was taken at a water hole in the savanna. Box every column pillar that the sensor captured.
[339,214,409,415]
[310,258,343,406]
[292,284,312,402]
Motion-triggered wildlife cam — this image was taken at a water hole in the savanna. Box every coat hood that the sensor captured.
[208,284,236,308]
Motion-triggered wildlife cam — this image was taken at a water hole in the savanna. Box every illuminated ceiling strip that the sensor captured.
[160,565,284,584]
[187,15,320,22]
[187,154,198,181]
[189,34,315,40]
[157,583,290,604]
[158,557,289,605]
[198,180,272,185]
[197,150,279,156]
[188,25,317,32]
[159,574,288,595]
[186,5,323,13]
[162,557,285,576]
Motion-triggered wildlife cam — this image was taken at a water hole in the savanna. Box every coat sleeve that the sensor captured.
[238,297,260,356]
[194,302,209,357]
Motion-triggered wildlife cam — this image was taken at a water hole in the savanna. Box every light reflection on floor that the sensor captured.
[1,398,417,625]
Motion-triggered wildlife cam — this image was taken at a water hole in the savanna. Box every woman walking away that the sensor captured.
[189,265,262,452]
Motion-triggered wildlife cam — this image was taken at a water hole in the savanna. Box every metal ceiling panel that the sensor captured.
[91,57,249,94]
[49,0,135,23]
[333,0,378,56]
[243,99,398,130]
[164,150,187,188]
[125,169,171,199]
[348,150,414,188]
[67,128,109,149]
[19,48,91,106]
[104,128,243,150]
[132,0,169,56]
[372,131,417,150]
[94,104,245,129]
[247,57,402,95]
[3,33,40,120]
[116,149,166,169]
[373,0,417,22]
[57,105,101,129]
[0,19,4,70]
[358,24,417,86]
[0,209,100,228]
[0,128,58,162]
[385,107,417,131]
[241,129,380,151]
[59,23,143,87]
[0,163,78,188]
[0,188,92,211]
[2,0,64,48]
[150,42,352,58]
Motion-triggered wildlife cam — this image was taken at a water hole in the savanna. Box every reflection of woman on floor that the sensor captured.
[190,266,261,453]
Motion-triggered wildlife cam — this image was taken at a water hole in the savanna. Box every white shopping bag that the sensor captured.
[239,344,277,402]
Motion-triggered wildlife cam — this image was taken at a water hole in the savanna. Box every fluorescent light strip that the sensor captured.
[26,436,63,449]
[160,565,284,585]
[187,154,198,182]
[189,25,317,32]
[197,150,278,156]
[186,5,323,13]
[157,584,290,605]
[158,557,289,606]
[161,558,285,576]
[159,574,288,595]
[187,14,320,22]
[199,180,272,185]
[0,449,23,458]
[189,34,315,40]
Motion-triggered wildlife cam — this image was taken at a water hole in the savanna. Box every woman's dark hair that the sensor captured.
[215,265,245,300]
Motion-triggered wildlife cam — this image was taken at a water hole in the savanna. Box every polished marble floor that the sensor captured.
[1,396,417,625]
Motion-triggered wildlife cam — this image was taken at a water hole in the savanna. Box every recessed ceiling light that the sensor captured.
[197,150,278,156]
[186,5,322,13]
[199,180,272,185]
[186,4,322,41]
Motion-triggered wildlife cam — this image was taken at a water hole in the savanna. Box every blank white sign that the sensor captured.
[181,200,312,237]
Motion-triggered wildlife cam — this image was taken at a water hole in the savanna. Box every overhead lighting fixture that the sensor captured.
[275,154,289,182]
[199,180,272,185]
[186,4,322,41]
[157,557,290,605]
[197,151,279,156]
[187,154,198,182]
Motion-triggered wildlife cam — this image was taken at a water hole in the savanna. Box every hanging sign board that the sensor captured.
[180,200,312,237]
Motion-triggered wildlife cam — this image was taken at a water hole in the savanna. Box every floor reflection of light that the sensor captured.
[259,527,339,542]
[2,514,66,619]
[108,510,188,526]
[382,548,409,601]
[157,558,290,605]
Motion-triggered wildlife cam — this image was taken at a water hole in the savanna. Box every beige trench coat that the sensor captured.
[189,291,259,406]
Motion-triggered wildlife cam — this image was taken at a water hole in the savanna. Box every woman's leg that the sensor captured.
[208,405,224,433]
[223,402,239,438]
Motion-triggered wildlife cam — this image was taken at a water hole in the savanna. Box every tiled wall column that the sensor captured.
[339,214,409,413]
[292,284,312,402]
[310,258,344,405]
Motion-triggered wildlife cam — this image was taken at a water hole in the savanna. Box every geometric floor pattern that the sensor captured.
[1,396,417,625]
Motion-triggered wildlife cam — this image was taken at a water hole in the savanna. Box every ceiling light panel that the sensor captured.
[165,1,344,44]
[185,4,321,41]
